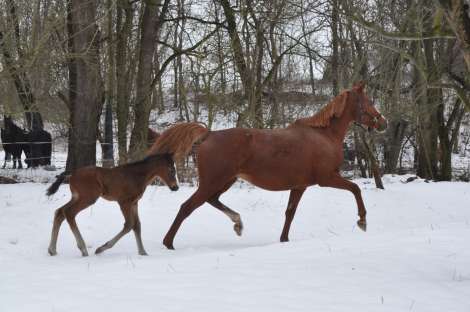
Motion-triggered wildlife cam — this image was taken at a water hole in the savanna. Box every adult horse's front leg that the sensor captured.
[280,188,306,242]
[163,188,211,250]
[207,178,243,236]
[319,173,367,231]
[208,197,243,236]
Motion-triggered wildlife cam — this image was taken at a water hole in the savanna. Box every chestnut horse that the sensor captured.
[149,82,387,249]
[46,153,179,256]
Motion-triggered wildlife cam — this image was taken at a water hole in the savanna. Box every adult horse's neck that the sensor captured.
[325,102,356,143]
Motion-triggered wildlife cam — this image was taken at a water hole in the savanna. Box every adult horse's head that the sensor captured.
[350,81,387,132]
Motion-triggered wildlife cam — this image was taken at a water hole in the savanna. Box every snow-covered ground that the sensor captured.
[1,175,469,311]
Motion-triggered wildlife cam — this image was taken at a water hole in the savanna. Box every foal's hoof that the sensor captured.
[81,251,89,257]
[280,236,289,243]
[357,220,367,232]
[95,246,105,255]
[234,222,243,236]
[139,250,149,256]
[48,248,57,256]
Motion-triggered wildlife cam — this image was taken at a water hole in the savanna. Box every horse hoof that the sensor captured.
[357,220,367,232]
[139,251,149,256]
[48,248,57,256]
[280,236,289,243]
[163,236,175,250]
[234,223,243,236]
[95,247,105,254]
[163,242,175,250]
[81,251,89,257]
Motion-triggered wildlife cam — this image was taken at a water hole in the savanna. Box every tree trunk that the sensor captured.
[0,0,43,130]
[360,130,384,189]
[65,0,103,171]
[128,0,169,160]
[102,101,114,167]
[115,0,133,164]
[384,119,408,173]
[331,0,340,96]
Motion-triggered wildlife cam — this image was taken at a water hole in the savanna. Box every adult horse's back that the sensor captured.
[150,82,387,249]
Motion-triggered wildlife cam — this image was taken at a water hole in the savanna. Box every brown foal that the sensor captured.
[46,153,178,256]
[149,82,387,249]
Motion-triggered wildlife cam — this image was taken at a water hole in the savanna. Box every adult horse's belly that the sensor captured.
[237,153,315,191]
[236,172,310,191]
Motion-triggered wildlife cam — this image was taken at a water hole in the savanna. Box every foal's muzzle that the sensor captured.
[170,185,179,192]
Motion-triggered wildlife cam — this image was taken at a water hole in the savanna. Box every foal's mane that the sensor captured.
[122,153,171,169]
[292,91,349,128]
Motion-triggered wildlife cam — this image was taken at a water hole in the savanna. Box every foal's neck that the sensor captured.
[140,159,162,184]
[125,156,165,185]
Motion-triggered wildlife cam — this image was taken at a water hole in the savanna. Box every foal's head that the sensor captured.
[157,153,179,191]
[349,82,387,132]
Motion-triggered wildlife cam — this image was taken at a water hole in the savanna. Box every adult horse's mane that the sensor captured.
[292,91,348,128]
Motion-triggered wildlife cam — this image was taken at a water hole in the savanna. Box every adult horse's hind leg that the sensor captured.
[280,188,306,242]
[207,178,243,236]
[95,201,135,255]
[319,173,367,231]
[48,202,73,256]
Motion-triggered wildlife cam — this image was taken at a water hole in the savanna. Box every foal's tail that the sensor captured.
[147,122,209,161]
[46,171,69,196]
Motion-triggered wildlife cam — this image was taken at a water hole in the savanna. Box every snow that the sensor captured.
[1,175,470,311]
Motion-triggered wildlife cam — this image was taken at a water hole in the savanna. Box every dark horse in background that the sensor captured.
[1,116,27,169]
[1,116,52,168]
[149,82,388,249]
[24,128,52,167]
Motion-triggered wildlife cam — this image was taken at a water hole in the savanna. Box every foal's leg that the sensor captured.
[207,178,243,236]
[280,188,306,242]
[48,202,73,256]
[132,205,148,256]
[64,198,96,257]
[319,173,367,231]
[95,202,135,255]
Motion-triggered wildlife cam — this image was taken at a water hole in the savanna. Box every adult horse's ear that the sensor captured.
[353,81,366,93]
[333,91,348,118]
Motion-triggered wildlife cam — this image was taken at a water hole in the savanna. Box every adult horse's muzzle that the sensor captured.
[376,116,388,132]
[170,184,179,192]
[368,116,387,133]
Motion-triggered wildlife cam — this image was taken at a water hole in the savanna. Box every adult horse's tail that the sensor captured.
[148,122,209,161]
[46,172,68,196]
